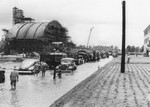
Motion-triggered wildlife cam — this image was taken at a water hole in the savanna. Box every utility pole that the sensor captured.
[87,27,94,48]
[121,1,126,73]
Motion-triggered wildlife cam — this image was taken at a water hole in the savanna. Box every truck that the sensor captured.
[40,52,67,69]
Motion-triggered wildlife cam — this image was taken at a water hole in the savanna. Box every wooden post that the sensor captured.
[58,69,62,78]
[53,67,56,79]
[121,1,126,73]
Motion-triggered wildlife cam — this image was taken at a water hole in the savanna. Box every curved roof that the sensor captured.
[6,21,63,40]
[6,22,49,39]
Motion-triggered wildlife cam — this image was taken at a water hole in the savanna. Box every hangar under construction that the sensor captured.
[4,7,71,55]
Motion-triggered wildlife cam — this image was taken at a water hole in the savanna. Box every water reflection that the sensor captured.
[0,57,113,107]
[10,90,20,107]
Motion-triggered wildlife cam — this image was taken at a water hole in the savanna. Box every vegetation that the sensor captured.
[126,45,143,53]
[44,20,70,43]
[0,38,6,53]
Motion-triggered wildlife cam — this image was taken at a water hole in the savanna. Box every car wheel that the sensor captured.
[71,69,73,73]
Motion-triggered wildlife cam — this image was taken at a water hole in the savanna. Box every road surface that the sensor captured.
[0,56,113,107]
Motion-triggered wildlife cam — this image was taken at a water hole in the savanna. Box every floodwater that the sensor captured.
[0,57,113,107]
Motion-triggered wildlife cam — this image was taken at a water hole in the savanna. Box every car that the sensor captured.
[18,59,39,75]
[18,59,49,75]
[100,51,107,58]
[56,58,77,73]
[74,55,84,65]
[112,52,118,57]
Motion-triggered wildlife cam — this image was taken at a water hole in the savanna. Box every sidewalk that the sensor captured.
[50,55,150,107]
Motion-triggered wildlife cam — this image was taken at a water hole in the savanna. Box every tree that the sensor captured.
[135,47,140,52]
[110,45,113,49]
[0,38,6,53]
[114,46,119,50]
[126,45,131,52]
[131,46,135,52]
[41,20,74,53]
[45,20,70,43]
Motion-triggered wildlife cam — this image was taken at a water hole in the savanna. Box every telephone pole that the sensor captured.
[121,1,126,73]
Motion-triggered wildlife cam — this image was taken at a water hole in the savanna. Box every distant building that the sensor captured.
[144,25,150,53]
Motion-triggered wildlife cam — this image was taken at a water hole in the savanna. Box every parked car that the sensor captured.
[56,58,77,73]
[100,51,107,58]
[18,59,48,75]
[112,52,118,58]
[74,55,84,65]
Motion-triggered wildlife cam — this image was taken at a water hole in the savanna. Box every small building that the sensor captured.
[144,25,150,54]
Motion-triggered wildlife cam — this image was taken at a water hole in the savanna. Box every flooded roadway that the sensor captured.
[0,57,113,107]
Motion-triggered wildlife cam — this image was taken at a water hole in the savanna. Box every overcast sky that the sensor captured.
[0,0,150,48]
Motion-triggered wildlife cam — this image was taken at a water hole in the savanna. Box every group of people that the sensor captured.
[33,62,47,77]
[10,62,47,90]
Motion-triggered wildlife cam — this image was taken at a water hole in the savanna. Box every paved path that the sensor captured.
[50,55,150,107]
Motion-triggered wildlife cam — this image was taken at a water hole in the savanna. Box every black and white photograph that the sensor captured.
[0,0,150,107]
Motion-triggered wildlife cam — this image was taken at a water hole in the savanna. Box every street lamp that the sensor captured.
[87,27,94,48]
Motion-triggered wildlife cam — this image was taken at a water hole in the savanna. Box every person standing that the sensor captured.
[127,53,131,63]
[136,52,138,57]
[41,63,46,77]
[33,62,40,76]
[0,67,5,83]
[10,66,19,90]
